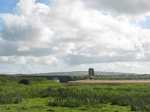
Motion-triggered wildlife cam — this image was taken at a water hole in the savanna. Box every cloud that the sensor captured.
[84,0,150,15]
[0,55,58,65]
[0,0,150,73]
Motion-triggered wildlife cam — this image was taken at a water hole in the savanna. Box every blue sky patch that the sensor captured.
[0,0,55,14]
[0,0,18,13]
[139,16,150,29]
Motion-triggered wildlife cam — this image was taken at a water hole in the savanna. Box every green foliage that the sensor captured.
[19,79,31,85]
[0,98,132,112]
[47,84,150,111]
[0,76,61,104]
[1,75,150,111]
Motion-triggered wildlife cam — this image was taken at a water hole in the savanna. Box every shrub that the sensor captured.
[19,79,30,85]
[0,93,22,104]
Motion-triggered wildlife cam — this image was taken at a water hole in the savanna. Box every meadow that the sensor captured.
[0,75,150,112]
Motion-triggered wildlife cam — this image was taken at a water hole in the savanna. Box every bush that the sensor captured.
[19,79,30,85]
[0,93,22,104]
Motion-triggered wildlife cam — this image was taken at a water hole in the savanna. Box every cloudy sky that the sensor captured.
[0,0,150,74]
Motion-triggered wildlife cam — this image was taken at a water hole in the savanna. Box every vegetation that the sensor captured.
[1,75,150,111]
[19,79,31,85]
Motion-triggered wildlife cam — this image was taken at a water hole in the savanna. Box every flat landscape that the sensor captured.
[1,75,150,112]
[1,0,150,112]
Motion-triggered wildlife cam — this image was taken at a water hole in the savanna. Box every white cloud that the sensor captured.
[0,55,58,65]
[1,0,150,73]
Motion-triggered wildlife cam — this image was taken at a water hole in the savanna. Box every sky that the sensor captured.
[1,0,150,74]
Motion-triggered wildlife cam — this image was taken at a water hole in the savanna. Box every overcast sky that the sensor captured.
[0,0,150,74]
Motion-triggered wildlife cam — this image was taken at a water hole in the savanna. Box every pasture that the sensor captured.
[0,75,150,111]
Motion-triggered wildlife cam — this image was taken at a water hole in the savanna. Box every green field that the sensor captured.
[1,76,150,112]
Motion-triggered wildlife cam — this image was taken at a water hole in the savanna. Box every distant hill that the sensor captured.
[0,71,138,76]
[35,71,138,76]
[0,71,150,81]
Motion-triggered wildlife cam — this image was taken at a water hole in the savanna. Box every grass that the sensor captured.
[1,76,150,111]
[0,98,131,112]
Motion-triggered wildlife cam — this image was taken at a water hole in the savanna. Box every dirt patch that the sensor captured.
[69,80,150,84]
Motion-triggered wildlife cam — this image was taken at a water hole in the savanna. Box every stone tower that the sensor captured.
[88,68,94,79]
